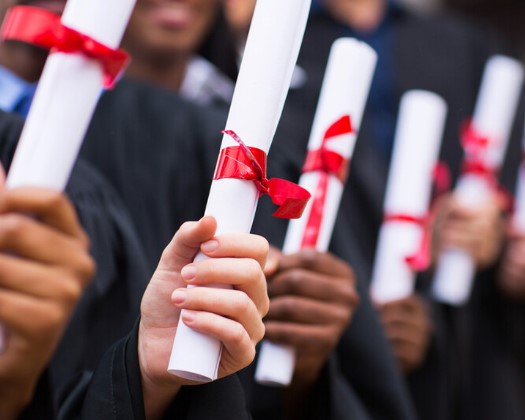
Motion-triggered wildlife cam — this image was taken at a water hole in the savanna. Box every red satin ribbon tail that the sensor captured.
[266,178,311,219]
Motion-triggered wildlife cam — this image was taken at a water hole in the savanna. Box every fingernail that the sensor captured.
[201,239,219,253]
[182,310,196,324]
[172,289,187,305]
[181,264,197,281]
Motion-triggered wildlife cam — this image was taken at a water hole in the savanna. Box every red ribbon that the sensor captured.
[381,162,452,272]
[300,115,353,247]
[0,6,129,88]
[460,119,499,182]
[383,213,431,271]
[214,130,311,219]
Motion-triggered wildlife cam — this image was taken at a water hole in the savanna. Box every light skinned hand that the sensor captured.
[138,216,269,419]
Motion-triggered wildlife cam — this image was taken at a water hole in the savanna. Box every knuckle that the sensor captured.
[0,214,26,239]
[283,269,304,292]
[297,249,318,269]
[230,322,247,347]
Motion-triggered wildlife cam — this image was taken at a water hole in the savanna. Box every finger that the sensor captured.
[263,246,281,277]
[0,254,89,301]
[266,295,351,326]
[200,232,269,270]
[268,268,357,306]
[181,257,268,316]
[264,321,338,351]
[158,216,217,272]
[383,321,429,348]
[180,310,257,373]
[0,289,70,339]
[0,189,86,242]
[172,287,264,341]
[0,214,95,278]
[278,249,353,278]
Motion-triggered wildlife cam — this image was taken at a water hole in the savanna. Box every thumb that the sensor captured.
[158,216,218,272]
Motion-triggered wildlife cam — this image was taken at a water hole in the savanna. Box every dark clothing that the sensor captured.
[58,321,251,420]
[268,5,524,420]
[81,79,222,271]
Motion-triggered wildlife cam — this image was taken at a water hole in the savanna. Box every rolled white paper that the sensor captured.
[432,55,524,306]
[369,91,447,303]
[168,0,312,382]
[255,38,377,386]
[0,0,135,353]
[7,0,135,189]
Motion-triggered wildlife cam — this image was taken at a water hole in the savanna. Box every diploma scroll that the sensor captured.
[254,38,377,386]
[369,91,447,304]
[168,0,312,382]
[0,0,135,353]
[432,55,524,306]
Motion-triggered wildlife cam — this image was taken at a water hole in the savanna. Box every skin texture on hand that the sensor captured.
[0,185,95,420]
[262,247,359,417]
[376,294,432,375]
[138,216,269,420]
[432,191,506,271]
[498,224,525,300]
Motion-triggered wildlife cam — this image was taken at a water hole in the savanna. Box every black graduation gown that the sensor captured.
[270,6,525,420]
[81,78,223,271]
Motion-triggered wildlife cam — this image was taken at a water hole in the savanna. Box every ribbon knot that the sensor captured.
[384,213,431,272]
[214,130,310,219]
[300,115,354,247]
[1,6,129,88]
[460,119,502,188]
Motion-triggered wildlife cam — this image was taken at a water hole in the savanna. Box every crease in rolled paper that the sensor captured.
[256,38,377,387]
[167,0,312,382]
[432,55,524,305]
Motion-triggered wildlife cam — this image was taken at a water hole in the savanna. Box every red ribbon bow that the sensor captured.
[383,213,431,272]
[300,115,354,247]
[460,119,498,184]
[214,130,311,219]
[0,6,129,88]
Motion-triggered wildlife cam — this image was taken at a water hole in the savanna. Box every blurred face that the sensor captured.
[124,0,221,60]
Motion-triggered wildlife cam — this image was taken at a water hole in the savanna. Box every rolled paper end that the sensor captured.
[168,315,222,382]
[432,248,475,306]
[254,340,296,387]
